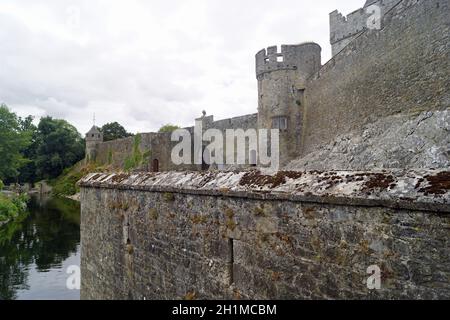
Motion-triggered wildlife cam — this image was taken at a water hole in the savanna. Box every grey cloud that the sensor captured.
[0,0,364,134]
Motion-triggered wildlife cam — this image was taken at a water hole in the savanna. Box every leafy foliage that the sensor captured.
[124,134,143,171]
[0,105,32,181]
[0,193,29,222]
[101,122,133,142]
[158,124,180,133]
[1,104,86,184]
[51,163,100,196]
[17,116,38,183]
[51,168,83,197]
[34,117,85,180]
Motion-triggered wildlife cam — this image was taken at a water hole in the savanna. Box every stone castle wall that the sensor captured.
[90,114,258,171]
[301,0,449,156]
[94,133,154,168]
[287,110,450,171]
[330,0,401,56]
[88,0,448,170]
[256,44,321,166]
[79,0,450,302]
[79,170,450,300]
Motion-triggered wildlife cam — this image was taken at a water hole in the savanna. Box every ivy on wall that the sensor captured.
[124,134,151,171]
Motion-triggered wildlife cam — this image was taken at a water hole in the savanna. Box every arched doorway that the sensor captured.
[152,159,159,172]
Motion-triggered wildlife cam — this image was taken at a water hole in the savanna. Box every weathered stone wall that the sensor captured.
[80,169,450,300]
[302,0,449,156]
[256,44,321,166]
[204,114,258,169]
[90,113,258,172]
[330,0,401,56]
[287,109,450,171]
[95,133,155,169]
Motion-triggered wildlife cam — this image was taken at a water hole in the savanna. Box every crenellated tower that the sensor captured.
[256,43,321,166]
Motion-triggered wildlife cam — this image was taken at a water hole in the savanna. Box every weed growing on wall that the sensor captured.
[124,134,152,171]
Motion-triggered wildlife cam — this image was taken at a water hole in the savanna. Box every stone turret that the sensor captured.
[85,126,103,162]
[256,43,321,166]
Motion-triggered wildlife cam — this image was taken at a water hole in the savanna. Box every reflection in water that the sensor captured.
[0,196,80,300]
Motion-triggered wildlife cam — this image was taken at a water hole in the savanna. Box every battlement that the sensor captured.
[255,43,321,78]
[330,8,367,45]
[330,0,401,56]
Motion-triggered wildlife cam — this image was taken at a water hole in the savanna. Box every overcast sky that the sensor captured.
[0,0,363,135]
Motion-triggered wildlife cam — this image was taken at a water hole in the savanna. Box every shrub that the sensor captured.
[0,196,18,222]
[11,193,29,212]
[52,170,84,196]
[0,193,28,222]
[0,180,4,190]
[51,162,108,197]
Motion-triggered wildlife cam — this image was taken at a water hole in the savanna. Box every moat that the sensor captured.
[0,196,80,300]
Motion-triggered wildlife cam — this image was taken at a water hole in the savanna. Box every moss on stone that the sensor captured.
[126,244,134,255]
[163,193,175,202]
[107,149,113,165]
[191,215,208,225]
[254,206,265,217]
[124,134,145,171]
[184,291,197,300]
[224,208,237,230]
[149,208,159,220]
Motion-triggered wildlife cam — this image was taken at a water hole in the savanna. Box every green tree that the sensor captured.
[101,122,132,142]
[17,116,38,183]
[0,104,32,181]
[34,117,85,179]
[158,124,180,133]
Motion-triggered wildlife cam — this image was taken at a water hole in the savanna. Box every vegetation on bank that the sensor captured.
[50,163,103,197]
[1,103,184,200]
[0,104,85,184]
[0,193,29,224]
[50,166,85,197]
[0,178,29,225]
[0,105,33,181]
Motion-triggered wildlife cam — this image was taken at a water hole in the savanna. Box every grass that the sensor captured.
[50,162,105,197]
[124,134,152,171]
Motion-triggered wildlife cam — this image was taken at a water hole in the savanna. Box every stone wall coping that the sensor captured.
[78,169,450,213]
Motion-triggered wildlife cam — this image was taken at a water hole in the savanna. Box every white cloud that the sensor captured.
[0,0,364,134]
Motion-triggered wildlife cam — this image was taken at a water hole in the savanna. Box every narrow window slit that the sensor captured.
[228,238,234,285]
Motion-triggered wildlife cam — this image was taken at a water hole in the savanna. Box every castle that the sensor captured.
[85,0,448,172]
[80,0,450,300]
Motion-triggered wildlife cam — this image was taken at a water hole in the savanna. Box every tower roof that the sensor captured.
[86,125,101,135]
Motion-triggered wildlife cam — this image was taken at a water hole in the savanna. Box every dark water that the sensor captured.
[0,196,80,300]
